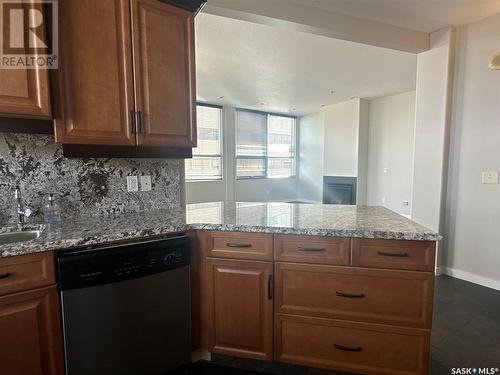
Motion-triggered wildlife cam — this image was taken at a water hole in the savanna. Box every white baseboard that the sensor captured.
[435,266,445,276]
[437,266,500,291]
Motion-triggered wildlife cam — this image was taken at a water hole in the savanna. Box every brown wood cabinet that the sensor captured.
[0,253,63,375]
[352,238,436,272]
[206,231,274,261]
[275,262,434,328]
[193,232,437,375]
[0,252,55,296]
[0,1,51,120]
[275,314,430,375]
[0,68,51,120]
[54,0,196,148]
[206,258,274,361]
[274,234,350,265]
[131,0,196,147]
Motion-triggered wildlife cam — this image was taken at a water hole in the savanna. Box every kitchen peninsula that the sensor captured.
[0,202,439,375]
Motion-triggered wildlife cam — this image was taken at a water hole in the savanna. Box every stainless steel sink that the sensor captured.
[0,230,42,245]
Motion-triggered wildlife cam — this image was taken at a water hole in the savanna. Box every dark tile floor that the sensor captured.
[174,275,500,375]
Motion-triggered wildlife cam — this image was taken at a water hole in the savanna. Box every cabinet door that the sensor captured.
[131,0,197,147]
[0,2,51,119]
[207,258,273,360]
[0,286,64,375]
[53,0,135,145]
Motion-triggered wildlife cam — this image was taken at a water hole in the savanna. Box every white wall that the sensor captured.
[357,99,370,205]
[367,91,416,216]
[323,99,360,177]
[297,98,368,203]
[443,13,500,289]
[297,110,325,202]
[412,28,456,234]
[234,178,298,201]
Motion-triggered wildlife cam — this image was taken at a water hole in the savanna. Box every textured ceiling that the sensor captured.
[286,0,500,33]
[196,13,417,116]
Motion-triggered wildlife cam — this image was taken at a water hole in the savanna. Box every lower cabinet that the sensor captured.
[0,286,64,375]
[206,258,274,360]
[275,314,430,375]
[195,232,436,375]
[275,262,434,328]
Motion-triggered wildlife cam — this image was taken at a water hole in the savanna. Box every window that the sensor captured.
[185,105,222,181]
[236,110,296,179]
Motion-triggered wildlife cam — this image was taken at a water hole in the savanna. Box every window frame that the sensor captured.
[235,108,297,180]
[185,103,224,182]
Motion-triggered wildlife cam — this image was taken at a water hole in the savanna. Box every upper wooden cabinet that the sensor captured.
[132,0,197,147]
[53,0,135,145]
[0,68,51,120]
[0,1,51,120]
[53,0,197,148]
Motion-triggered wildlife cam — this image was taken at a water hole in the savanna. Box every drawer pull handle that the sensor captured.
[334,344,363,352]
[267,275,273,300]
[225,243,252,248]
[297,246,326,252]
[377,251,409,257]
[0,272,11,280]
[336,291,365,298]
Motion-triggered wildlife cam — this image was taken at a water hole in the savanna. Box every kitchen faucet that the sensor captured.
[14,186,32,224]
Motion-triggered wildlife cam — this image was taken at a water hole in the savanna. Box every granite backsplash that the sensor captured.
[0,133,182,224]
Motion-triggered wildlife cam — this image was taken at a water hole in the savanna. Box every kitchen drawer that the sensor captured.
[274,235,350,265]
[205,232,273,261]
[0,252,55,296]
[275,263,434,328]
[351,239,436,272]
[275,314,430,375]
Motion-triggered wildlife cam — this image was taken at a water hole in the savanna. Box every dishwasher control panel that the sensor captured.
[57,236,190,291]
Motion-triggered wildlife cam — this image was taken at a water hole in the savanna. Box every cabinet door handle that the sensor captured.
[334,344,363,352]
[336,291,365,298]
[0,272,11,280]
[268,275,273,300]
[130,110,135,134]
[225,243,252,248]
[377,251,409,257]
[137,110,143,133]
[297,246,326,252]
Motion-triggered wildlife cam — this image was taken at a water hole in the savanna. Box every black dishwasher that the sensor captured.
[57,235,191,375]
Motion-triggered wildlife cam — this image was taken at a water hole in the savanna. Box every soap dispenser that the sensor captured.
[43,194,61,224]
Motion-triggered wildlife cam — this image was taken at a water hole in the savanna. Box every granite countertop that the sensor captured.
[0,202,440,258]
[186,202,440,241]
[0,207,188,257]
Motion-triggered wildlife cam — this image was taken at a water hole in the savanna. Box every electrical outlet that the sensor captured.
[141,175,152,192]
[482,171,499,184]
[127,176,138,192]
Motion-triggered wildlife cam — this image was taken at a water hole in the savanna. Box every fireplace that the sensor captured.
[323,176,357,205]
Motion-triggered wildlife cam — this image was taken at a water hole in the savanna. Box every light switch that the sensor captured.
[127,176,139,192]
[141,175,152,192]
[481,171,499,184]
